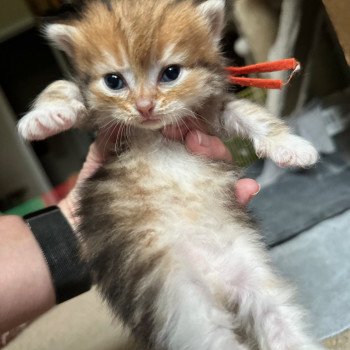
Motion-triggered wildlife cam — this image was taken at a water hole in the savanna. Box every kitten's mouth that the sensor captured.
[141,118,161,125]
[139,117,164,129]
[138,115,199,132]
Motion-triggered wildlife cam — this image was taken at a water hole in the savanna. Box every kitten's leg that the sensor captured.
[95,245,247,350]
[220,234,324,350]
[18,80,86,140]
[220,99,319,167]
[153,265,249,350]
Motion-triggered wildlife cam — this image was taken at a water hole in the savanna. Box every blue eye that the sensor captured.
[160,65,181,83]
[104,74,126,90]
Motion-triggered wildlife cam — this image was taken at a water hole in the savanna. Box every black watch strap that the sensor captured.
[24,206,92,304]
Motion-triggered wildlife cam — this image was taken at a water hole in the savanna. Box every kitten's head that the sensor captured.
[46,0,226,130]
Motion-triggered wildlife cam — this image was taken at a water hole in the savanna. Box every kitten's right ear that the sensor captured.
[44,23,78,57]
[197,0,225,42]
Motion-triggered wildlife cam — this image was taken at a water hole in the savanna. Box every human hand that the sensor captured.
[58,127,260,227]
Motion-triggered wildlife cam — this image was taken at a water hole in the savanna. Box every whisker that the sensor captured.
[115,123,125,154]
[103,121,121,155]
[175,118,184,142]
[127,123,133,148]
[103,122,119,158]
[115,121,126,153]
[99,118,117,131]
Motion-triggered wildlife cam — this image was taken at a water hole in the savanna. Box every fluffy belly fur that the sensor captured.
[78,134,321,350]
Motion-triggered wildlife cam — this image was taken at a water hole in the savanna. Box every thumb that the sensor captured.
[185,131,232,162]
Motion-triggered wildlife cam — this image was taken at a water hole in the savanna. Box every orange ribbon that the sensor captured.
[226,58,300,89]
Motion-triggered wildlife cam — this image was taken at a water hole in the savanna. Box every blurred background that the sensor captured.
[0,0,350,349]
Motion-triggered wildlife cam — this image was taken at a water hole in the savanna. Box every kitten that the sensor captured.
[19,0,323,349]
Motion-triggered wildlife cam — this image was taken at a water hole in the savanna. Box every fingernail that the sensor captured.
[252,184,261,196]
[196,131,211,147]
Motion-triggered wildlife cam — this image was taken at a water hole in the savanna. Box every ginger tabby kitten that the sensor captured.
[19,1,322,349]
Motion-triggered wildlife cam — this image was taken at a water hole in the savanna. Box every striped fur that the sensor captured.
[19,1,322,349]
[44,0,226,130]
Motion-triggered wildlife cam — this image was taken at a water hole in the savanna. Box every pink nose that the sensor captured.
[136,99,155,119]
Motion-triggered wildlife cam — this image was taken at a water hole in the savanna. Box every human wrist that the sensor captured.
[23,207,92,304]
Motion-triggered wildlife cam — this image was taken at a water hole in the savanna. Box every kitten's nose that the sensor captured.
[136,98,155,119]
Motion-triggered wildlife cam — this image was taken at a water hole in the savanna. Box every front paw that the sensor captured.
[255,134,319,168]
[18,101,86,141]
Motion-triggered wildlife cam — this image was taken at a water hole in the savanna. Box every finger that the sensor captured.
[235,178,260,206]
[185,130,232,162]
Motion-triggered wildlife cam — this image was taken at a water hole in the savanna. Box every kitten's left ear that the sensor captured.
[197,0,225,42]
[44,23,79,57]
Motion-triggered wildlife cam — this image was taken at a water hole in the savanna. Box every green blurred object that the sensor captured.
[226,87,267,167]
[225,138,258,167]
[4,197,45,217]
[236,87,267,104]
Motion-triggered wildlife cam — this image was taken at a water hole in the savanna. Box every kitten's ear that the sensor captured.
[44,23,78,57]
[197,0,225,42]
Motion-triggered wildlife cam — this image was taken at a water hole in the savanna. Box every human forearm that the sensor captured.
[0,215,55,334]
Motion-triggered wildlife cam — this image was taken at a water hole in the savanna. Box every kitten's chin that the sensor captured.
[138,119,164,130]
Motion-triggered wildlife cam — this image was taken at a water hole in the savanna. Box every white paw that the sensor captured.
[255,134,319,168]
[18,101,86,141]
